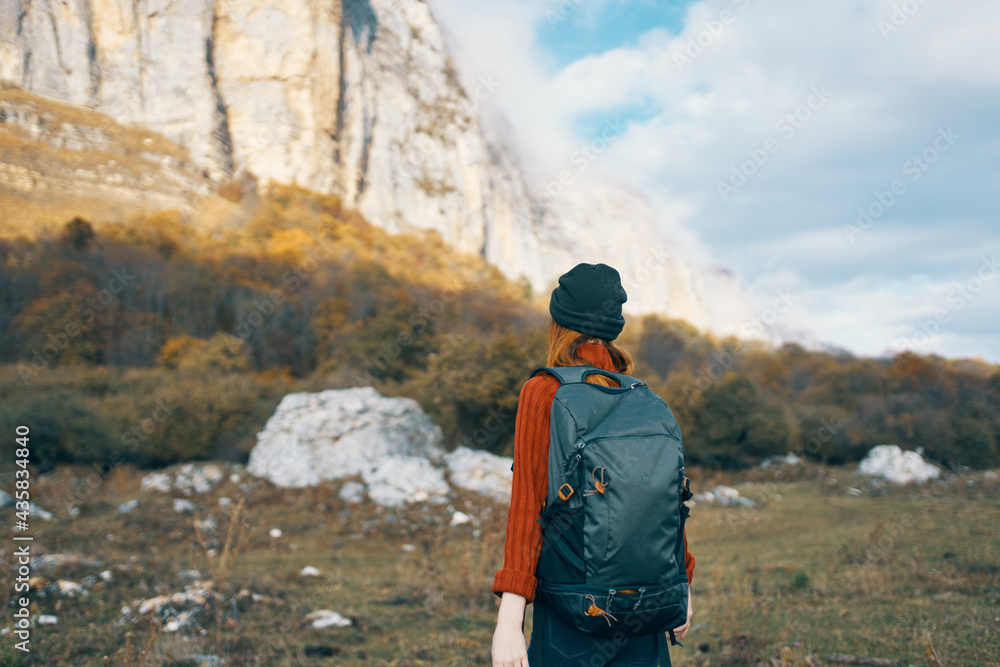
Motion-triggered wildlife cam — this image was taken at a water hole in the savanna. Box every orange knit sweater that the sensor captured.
[492,343,696,602]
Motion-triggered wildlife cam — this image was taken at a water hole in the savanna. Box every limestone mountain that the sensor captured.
[0,0,754,333]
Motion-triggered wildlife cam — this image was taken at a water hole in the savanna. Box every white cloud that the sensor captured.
[428,0,1000,361]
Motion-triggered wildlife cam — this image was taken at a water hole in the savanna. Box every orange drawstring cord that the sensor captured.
[584,594,618,625]
[584,466,608,496]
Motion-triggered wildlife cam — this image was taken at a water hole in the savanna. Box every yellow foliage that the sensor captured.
[265,227,323,263]
[158,332,249,372]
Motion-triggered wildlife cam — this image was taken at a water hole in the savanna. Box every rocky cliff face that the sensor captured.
[0,0,753,333]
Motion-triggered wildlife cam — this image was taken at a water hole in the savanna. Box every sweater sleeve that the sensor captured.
[491,376,555,603]
[684,528,696,586]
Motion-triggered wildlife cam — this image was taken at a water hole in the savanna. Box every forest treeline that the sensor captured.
[1,185,997,472]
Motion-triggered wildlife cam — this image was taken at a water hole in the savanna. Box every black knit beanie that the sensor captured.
[549,263,628,341]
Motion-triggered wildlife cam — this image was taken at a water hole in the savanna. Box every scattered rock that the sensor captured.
[100,570,113,582]
[300,566,321,577]
[443,446,513,502]
[401,544,416,552]
[55,580,87,597]
[164,610,196,632]
[0,492,50,519]
[760,453,802,467]
[34,554,104,570]
[194,516,216,535]
[117,499,140,514]
[141,472,173,493]
[37,615,57,625]
[178,655,225,666]
[984,470,997,480]
[450,511,472,527]
[173,498,196,513]
[338,481,366,504]
[31,503,54,520]
[269,528,283,539]
[247,387,445,488]
[857,445,940,484]
[303,610,352,629]
[127,579,215,631]
[142,463,230,495]
[361,456,450,507]
[692,485,756,507]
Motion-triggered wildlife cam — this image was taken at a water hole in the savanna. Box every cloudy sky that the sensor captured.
[427,0,1000,363]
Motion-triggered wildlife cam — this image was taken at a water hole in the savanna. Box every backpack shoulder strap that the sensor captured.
[529,365,594,384]
[530,365,646,388]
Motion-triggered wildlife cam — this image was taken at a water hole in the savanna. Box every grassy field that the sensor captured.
[0,462,996,666]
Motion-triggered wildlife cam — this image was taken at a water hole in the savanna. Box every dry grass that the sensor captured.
[0,86,189,159]
[1,462,996,666]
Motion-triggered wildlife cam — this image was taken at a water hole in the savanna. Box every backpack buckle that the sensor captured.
[558,483,575,501]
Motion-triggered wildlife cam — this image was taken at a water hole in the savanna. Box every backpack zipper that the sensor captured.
[562,432,679,478]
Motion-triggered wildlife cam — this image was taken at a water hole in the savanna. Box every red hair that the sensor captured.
[545,320,634,387]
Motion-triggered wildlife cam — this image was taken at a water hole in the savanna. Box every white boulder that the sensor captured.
[361,456,450,507]
[857,445,940,484]
[443,446,513,502]
[247,388,445,488]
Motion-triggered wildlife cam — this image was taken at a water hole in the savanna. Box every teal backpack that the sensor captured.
[531,364,692,665]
